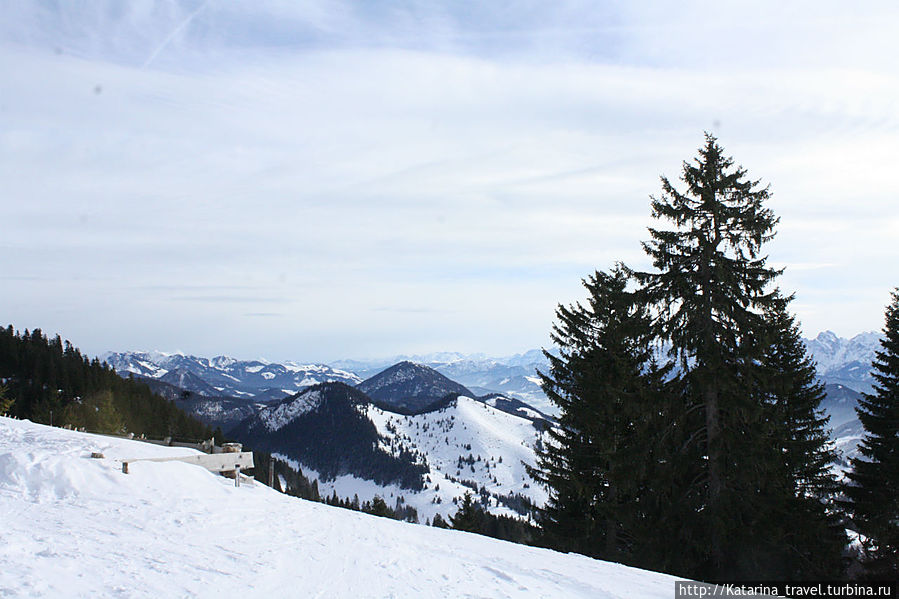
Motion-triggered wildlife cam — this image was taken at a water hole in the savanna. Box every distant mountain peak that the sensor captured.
[357,361,474,413]
[393,360,436,374]
[803,330,882,394]
[209,355,238,369]
[849,331,882,343]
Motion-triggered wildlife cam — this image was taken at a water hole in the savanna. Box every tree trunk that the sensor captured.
[605,477,618,559]
[705,381,724,568]
[705,384,722,502]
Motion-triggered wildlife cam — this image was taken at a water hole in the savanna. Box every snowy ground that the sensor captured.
[0,417,680,598]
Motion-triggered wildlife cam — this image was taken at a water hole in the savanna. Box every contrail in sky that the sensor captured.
[143,0,209,69]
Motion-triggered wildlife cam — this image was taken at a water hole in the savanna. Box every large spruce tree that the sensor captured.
[530,266,668,562]
[844,289,899,578]
[634,133,786,576]
[534,135,844,579]
[634,134,845,578]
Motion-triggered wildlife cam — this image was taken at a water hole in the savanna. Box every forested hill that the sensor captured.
[0,326,213,441]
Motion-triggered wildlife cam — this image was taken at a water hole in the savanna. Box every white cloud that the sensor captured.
[1,1,897,359]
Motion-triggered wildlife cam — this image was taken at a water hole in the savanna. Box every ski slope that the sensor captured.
[0,416,680,598]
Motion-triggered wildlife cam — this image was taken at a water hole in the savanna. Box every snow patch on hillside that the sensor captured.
[259,390,322,431]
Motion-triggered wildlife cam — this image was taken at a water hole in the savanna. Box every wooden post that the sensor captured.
[235,465,240,488]
[268,457,274,488]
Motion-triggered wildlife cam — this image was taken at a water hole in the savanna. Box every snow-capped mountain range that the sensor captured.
[99,353,556,519]
[103,348,556,414]
[104,329,881,414]
[102,350,362,401]
[803,331,882,393]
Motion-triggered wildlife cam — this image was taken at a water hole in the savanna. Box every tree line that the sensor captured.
[0,325,213,441]
[529,134,897,580]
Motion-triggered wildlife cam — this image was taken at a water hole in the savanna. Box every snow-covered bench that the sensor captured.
[121,451,254,486]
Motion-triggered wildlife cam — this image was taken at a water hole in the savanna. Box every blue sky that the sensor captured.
[2,1,898,361]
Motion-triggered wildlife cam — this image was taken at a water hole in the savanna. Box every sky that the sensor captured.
[1,1,898,362]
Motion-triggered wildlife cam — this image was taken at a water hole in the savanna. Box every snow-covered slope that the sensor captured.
[230,383,429,491]
[362,395,547,522]
[0,416,678,598]
[821,383,865,429]
[832,419,866,473]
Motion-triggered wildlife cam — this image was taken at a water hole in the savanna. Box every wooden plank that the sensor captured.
[122,452,254,474]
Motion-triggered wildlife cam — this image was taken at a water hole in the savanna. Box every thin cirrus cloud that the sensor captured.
[1,0,897,361]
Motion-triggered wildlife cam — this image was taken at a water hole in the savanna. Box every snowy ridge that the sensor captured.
[258,389,323,432]
[365,362,426,388]
[485,396,544,421]
[803,331,881,374]
[100,351,170,378]
[0,417,679,597]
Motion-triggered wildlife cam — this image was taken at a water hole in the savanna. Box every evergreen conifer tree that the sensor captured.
[532,135,850,579]
[529,266,669,562]
[0,383,13,416]
[431,513,449,528]
[633,134,809,577]
[761,304,846,577]
[637,134,784,575]
[450,492,482,533]
[844,289,899,578]
[368,496,391,518]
